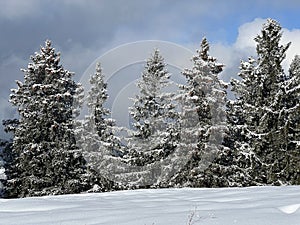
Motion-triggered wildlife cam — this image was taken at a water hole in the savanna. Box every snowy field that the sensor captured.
[0,186,299,225]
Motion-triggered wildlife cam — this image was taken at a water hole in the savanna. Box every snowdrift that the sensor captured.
[0,186,299,225]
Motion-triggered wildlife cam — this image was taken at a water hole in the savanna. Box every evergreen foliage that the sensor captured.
[1,120,17,197]
[228,57,266,186]
[125,49,179,187]
[78,62,122,191]
[0,144,5,197]
[130,49,177,140]
[0,18,299,197]
[283,55,300,184]
[169,37,228,187]
[87,63,120,147]
[0,140,11,197]
[5,40,94,197]
[229,19,296,185]
[2,119,19,134]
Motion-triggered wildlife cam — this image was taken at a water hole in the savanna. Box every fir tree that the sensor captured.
[5,40,94,197]
[169,37,228,187]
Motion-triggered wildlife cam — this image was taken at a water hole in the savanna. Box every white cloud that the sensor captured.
[234,18,264,50]
[210,18,300,82]
[282,28,300,71]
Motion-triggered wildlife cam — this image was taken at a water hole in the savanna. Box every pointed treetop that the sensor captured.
[255,18,282,44]
[155,49,166,64]
[29,39,61,68]
[87,62,108,111]
[95,62,102,74]
[194,37,224,74]
[40,39,54,54]
[147,48,166,72]
[153,48,160,58]
[45,39,52,48]
[262,18,282,36]
[200,37,209,61]
[89,62,104,86]
[255,18,291,62]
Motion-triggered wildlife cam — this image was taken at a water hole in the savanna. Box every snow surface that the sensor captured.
[0,186,299,225]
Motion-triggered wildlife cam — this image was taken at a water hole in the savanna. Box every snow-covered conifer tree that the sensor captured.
[230,19,292,185]
[282,55,300,184]
[125,49,178,187]
[0,120,16,197]
[5,40,94,197]
[0,140,7,197]
[130,49,177,139]
[83,63,121,154]
[287,56,300,149]
[78,63,122,190]
[228,57,265,186]
[169,37,228,187]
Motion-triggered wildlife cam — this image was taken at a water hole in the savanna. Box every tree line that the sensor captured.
[0,18,299,198]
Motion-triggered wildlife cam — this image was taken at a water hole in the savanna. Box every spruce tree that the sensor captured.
[228,58,265,186]
[283,55,300,184]
[78,62,121,191]
[82,62,121,155]
[125,49,178,187]
[0,120,17,197]
[130,50,177,139]
[230,19,292,185]
[6,40,94,197]
[0,140,8,197]
[287,56,300,151]
[169,37,228,187]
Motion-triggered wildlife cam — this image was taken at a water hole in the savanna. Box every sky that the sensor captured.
[1,0,300,138]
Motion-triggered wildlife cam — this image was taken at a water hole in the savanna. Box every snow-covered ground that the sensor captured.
[0,186,299,225]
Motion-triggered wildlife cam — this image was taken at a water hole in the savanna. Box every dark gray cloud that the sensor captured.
[0,0,299,138]
[0,0,201,138]
[0,0,214,139]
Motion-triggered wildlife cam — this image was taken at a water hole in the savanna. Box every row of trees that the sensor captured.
[0,18,299,198]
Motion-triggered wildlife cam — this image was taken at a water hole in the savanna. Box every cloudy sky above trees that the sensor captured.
[1,0,300,138]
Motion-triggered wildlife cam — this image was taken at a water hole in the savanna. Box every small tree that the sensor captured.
[82,62,121,154]
[125,49,179,187]
[130,49,177,139]
[78,63,121,190]
[5,40,94,197]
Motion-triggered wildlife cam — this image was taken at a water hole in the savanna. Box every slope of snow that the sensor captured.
[0,186,299,225]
